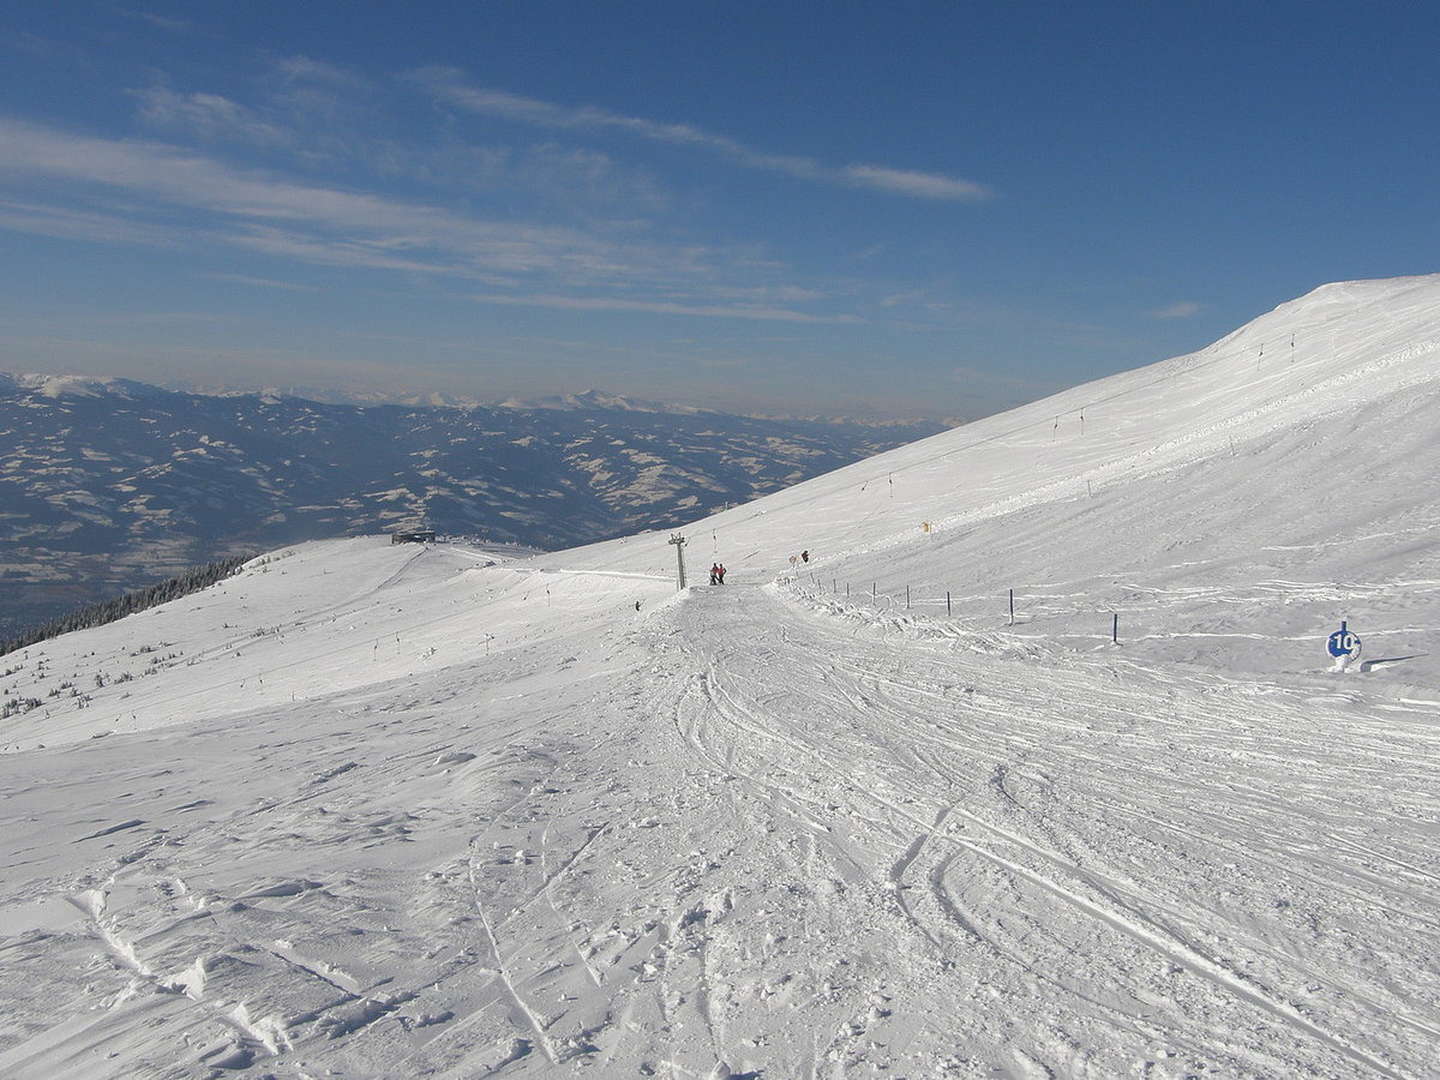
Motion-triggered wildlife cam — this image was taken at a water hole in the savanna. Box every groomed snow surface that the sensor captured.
[2,275,1439,1078]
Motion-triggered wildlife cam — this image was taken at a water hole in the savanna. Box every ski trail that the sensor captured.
[540,816,608,990]
[466,850,561,1067]
[673,582,1429,1077]
[938,832,1412,1080]
[887,804,951,952]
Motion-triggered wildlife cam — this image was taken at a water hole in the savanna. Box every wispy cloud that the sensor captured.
[0,116,857,325]
[842,165,984,201]
[202,272,321,292]
[879,290,925,308]
[414,69,990,202]
[225,226,463,275]
[473,293,859,323]
[0,197,176,246]
[121,10,194,33]
[4,31,76,58]
[131,87,291,146]
[1153,300,1201,319]
[707,285,826,304]
[271,55,368,88]
[129,73,673,217]
[0,116,651,280]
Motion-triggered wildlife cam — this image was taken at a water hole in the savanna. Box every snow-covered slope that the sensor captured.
[1,276,1438,1077]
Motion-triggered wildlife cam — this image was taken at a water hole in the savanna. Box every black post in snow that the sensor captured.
[906,585,911,609]
[1112,612,1118,645]
[1009,588,1014,626]
[946,590,951,615]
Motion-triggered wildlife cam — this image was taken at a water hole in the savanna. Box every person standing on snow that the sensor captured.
[717,564,727,584]
[710,563,720,585]
[801,550,809,563]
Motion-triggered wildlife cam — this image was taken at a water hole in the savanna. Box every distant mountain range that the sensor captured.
[157,379,958,424]
[0,373,945,637]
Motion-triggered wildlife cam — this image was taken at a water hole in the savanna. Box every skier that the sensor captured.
[710,563,720,585]
[801,550,809,563]
[717,564,727,584]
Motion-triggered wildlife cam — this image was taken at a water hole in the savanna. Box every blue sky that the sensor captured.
[1,2,1436,418]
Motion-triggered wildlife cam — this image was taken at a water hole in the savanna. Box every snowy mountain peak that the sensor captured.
[7,371,166,400]
[497,388,704,413]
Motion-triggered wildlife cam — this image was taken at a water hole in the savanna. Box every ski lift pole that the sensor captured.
[668,533,687,591]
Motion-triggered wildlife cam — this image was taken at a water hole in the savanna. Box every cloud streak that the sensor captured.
[202,272,322,292]
[473,292,860,323]
[1152,300,1201,319]
[415,70,990,202]
[0,116,855,324]
[131,87,291,146]
[0,197,177,247]
[121,9,194,33]
[0,116,659,279]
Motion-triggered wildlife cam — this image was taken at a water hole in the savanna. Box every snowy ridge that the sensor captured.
[10,372,165,399]
[1,275,1438,1077]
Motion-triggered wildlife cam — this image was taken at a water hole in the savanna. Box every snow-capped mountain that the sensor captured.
[1,275,1437,1077]
[0,381,941,638]
[7,373,168,400]
[496,389,704,413]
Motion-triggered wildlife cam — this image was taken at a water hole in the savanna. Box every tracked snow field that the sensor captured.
[2,275,1439,1077]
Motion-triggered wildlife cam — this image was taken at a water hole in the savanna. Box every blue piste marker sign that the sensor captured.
[1327,620,1361,659]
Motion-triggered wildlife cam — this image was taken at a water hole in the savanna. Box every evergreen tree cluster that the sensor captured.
[0,554,252,658]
